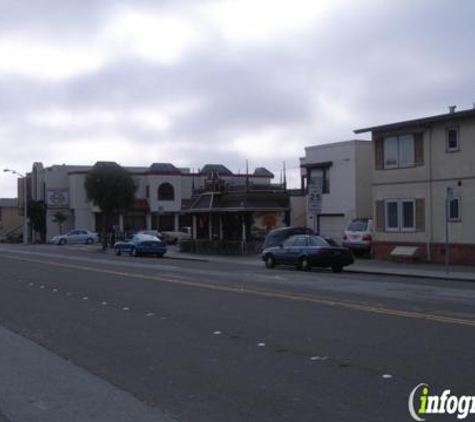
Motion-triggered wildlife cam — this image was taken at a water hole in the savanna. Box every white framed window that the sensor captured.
[385,200,399,231]
[385,199,416,232]
[446,127,459,152]
[448,197,461,221]
[383,134,415,169]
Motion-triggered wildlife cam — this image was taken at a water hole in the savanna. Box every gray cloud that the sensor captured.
[1,0,475,195]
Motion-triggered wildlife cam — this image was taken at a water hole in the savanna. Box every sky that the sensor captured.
[1,0,475,197]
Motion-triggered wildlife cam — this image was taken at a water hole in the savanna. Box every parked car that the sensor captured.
[262,234,354,273]
[342,218,373,257]
[50,230,98,245]
[137,230,163,239]
[161,227,191,244]
[262,226,314,250]
[114,234,167,257]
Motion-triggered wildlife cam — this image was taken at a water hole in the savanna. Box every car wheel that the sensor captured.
[130,247,138,257]
[265,254,275,269]
[59,239,66,245]
[115,246,121,256]
[299,257,311,271]
[85,238,93,245]
[331,264,343,273]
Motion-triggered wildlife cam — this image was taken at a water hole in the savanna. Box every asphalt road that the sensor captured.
[1,244,475,422]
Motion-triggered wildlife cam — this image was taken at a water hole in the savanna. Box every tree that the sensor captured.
[84,162,136,249]
[52,211,68,234]
[27,200,46,243]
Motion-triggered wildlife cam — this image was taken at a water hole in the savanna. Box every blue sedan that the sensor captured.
[114,234,167,257]
[262,234,353,273]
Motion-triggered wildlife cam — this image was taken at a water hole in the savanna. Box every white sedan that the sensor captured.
[50,230,98,245]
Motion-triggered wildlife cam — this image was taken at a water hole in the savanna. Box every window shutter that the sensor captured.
[416,198,425,232]
[376,200,385,232]
[414,132,424,166]
[375,138,384,170]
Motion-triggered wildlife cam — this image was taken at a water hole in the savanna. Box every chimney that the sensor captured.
[449,105,456,114]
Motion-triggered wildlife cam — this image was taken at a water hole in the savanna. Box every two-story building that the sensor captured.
[29,161,281,241]
[300,140,372,244]
[355,106,475,265]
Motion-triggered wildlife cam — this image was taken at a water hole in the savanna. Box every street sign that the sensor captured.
[308,181,323,214]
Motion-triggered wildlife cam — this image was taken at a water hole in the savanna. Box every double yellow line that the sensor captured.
[5,254,475,328]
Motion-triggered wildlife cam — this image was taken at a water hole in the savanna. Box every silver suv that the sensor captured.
[342,218,373,257]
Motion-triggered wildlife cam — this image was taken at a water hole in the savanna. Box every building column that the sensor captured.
[242,214,247,242]
[219,215,224,240]
[156,214,160,231]
[146,213,152,230]
[119,215,124,232]
[192,215,197,240]
[208,213,213,240]
[174,213,179,231]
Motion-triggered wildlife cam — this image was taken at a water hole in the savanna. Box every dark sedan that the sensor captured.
[114,234,167,257]
[261,234,353,273]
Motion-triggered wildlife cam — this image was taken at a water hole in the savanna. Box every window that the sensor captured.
[448,197,461,221]
[383,135,415,169]
[385,201,399,231]
[385,199,415,232]
[446,128,459,152]
[309,168,330,194]
[157,183,174,201]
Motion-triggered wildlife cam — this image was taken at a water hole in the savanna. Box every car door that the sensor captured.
[66,230,80,244]
[287,236,308,265]
[274,237,295,264]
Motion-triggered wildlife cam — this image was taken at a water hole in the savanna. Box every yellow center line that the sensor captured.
[4,253,475,328]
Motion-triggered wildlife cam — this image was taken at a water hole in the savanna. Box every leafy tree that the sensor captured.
[84,162,136,249]
[52,211,68,234]
[27,200,46,243]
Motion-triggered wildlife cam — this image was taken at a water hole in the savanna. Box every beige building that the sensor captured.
[355,106,475,264]
[0,198,23,241]
[300,140,372,244]
[29,162,280,241]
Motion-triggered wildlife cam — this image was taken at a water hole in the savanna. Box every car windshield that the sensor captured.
[347,219,368,231]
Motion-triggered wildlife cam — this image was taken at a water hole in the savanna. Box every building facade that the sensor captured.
[300,140,372,244]
[0,198,23,241]
[29,161,281,241]
[355,106,475,264]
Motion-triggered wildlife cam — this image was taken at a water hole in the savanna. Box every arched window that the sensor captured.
[158,183,175,201]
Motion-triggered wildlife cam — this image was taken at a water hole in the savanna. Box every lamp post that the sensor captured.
[3,168,28,245]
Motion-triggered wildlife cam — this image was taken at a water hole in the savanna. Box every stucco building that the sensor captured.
[355,106,475,264]
[29,161,287,243]
[300,140,372,244]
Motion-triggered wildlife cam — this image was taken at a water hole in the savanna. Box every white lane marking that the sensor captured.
[257,342,266,347]
[213,331,222,335]
[122,307,129,311]
[310,356,328,361]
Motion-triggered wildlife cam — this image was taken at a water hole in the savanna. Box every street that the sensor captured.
[1,245,475,422]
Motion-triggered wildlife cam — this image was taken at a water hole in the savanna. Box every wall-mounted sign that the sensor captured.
[47,190,69,208]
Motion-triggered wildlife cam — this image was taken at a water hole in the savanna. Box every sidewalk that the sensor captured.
[166,248,475,282]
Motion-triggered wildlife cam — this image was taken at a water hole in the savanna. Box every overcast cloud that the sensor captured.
[1,0,475,195]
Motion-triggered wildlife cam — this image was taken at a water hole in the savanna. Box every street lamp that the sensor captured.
[3,168,28,245]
